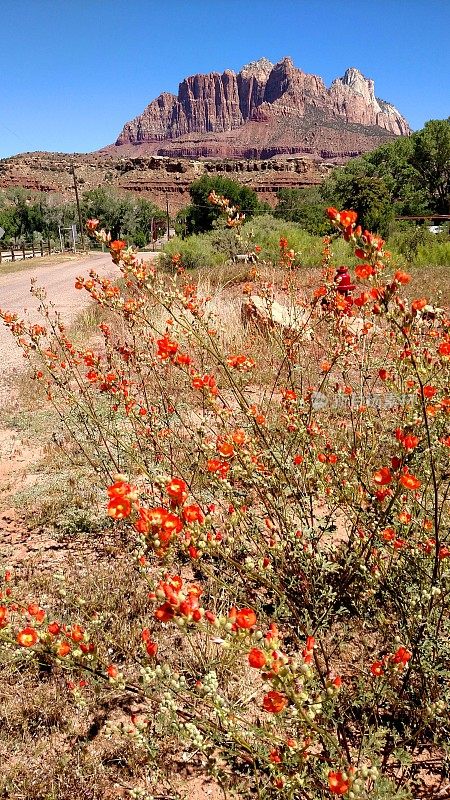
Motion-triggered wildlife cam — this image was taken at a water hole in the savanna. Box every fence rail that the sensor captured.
[0,240,53,264]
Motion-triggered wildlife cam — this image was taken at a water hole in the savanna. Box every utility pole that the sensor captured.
[166,194,170,242]
[71,164,85,251]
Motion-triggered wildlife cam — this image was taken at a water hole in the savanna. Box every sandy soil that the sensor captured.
[0,252,118,379]
[0,250,158,562]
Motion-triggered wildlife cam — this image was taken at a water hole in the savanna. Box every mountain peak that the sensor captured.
[341,66,367,84]
[240,57,273,77]
[115,57,410,157]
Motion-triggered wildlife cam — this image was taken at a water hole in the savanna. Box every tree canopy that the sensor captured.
[321,118,450,229]
[81,188,165,245]
[410,119,450,214]
[185,175,261,234]
[0,187,165,247]
[274,187,334,235]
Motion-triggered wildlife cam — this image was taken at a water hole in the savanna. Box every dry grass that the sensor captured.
[408,263,450,308]
[0,251,92,277]
[0,547,251,799]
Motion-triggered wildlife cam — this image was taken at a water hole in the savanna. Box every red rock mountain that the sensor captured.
[112,57,410,160]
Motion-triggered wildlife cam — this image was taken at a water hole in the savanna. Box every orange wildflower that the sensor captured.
[391,646,411,666]
[48,621,61,636]
[157,335,178,360]
[17,627,38,647]
[166,477,188,506]
[328,771,350,795]
[339,210,357,227]
[355,263,375,279]
[110,239,127,252]
[399,472,421,490]
[182,504,205,524]
[373,467,392,486]
[235,608,257,629]
[57,641,71,657]
[70,624,84,642]
[248,648,267,668]
[411,298,427,312]
[263,691,288,714]
[232,429,246,445]
[107,495,132,519]
[217,439,234,458]
[394,270,411,284]
[403,434,419,450]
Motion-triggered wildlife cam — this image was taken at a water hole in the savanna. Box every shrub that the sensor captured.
[186,175,261,233]
[242,214,359,267]
[161,230,227,270]
[163,213,385,273]
[1,208,449,799]
[415,240,450,266]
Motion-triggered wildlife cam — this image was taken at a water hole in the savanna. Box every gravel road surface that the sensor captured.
[0,253,119,380]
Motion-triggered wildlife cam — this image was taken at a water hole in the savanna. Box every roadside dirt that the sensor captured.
[0,253,116,563]
[0,251,160,565]
[0,252,118,386]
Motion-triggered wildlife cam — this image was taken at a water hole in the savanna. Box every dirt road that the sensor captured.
[1,250,160,387]
[0,252,120,380]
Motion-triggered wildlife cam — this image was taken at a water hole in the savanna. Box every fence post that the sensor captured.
[47,238,51,255]
[0,248,2,264]
[11,247,15,262]
[22,244,26,260]
[32,242,35,258]
[40,241,44,257]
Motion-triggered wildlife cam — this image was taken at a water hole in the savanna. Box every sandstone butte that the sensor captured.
[0,57,410,212]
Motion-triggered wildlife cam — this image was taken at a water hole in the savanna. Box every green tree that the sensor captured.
[0,203,18,243]
[82,188,165,245]
[40,196,78,241]
[410,118,450,214]
[5,188,32,241]
[324,175,394,236]
[0,188,81,245]
[174,206,191,238]
[274,187,333,235]
[186,175,260,234]
[134,197,165,243]
[121,197,165,245]
[81,188,129,240]
[321,120,450,220]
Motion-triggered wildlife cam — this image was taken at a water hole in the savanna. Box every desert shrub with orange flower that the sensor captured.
[1,199,450,799]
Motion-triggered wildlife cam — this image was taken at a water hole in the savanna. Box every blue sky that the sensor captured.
[1,0,449,158]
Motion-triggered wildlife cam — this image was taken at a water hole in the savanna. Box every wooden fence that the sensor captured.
[0,240,52,264]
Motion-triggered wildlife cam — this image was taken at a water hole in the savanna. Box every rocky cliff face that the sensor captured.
[329,67,408,135]
[0,151,335,213]
[114,57,410,158]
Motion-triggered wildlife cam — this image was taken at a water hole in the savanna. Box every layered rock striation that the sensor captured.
[0,151,335,212]
[114,57,410,159]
